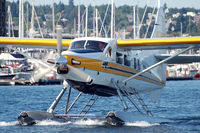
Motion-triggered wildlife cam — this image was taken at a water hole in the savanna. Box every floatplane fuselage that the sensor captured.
[17,37,167,126]
[57,37,165,97]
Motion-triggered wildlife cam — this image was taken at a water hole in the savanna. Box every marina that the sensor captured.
[1,0,200,133]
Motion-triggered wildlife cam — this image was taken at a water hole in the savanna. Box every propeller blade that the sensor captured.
[10,47,57,72]
[56,25,63,56]
[30,65,56,83]
[67,65,92,83]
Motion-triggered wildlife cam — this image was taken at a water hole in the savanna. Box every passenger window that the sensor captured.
[137,59,140,70]
[134,58,137,69]
[124,55,131,66]
[116,52,123,64]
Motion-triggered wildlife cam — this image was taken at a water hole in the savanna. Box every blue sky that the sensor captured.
[9,0,200,9]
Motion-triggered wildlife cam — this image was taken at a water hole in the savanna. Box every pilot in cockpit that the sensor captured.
[98,42,105,51]
[74,43,81,49]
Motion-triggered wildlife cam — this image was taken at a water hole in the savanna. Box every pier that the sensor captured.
[0,79,63,86]
[167,77,194,81]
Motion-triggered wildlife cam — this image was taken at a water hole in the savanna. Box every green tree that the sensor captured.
[69,0,74,6]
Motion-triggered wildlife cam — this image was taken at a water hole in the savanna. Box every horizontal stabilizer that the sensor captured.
[155,54,200,64]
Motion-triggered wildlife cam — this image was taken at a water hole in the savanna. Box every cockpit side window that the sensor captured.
[86,41,107,52]
[70,40,107,52]
[70,40,85,50]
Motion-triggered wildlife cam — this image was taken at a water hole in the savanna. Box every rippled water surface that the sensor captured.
[0,80,200,133]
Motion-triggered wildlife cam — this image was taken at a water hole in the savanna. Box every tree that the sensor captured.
[5,0,200,37]
[69,0,74,7]
[163,3,167,11]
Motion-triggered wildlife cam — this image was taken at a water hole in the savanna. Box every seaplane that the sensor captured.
[1,2,200,126]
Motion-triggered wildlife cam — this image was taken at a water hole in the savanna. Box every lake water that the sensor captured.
[0,80,200,133]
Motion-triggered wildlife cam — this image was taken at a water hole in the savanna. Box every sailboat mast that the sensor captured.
[52,0,55,38]
[136,5,139,38]
[95,8,98,37]
[22,0,24,37]
[85,5,88,37]
[111,0,114,38]
[19,0,22,37]
[78,4,80,38]
[26,1,29,37]
[93,7,95,36]
[8,5,11,37]
[133,6,136,39]
[74,18,76,37]
[29,4,34,38]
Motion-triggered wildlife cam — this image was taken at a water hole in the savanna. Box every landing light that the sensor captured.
[71,59,81,65]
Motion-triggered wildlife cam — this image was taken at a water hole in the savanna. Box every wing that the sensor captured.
[117,37,200,50]
[0,38,72,49]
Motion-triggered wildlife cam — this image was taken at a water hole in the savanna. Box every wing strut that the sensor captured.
[112,79,153,116]
[111,79,129,111]
[47,80,70,113]
[123,46,194,84]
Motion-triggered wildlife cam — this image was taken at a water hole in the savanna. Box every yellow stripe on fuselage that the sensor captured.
[64,55,165,86]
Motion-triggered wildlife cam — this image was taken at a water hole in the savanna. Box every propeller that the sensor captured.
[28,25,63,83]
[9,47,57,83]
[13,25,92,84]
[29,25,63,83]
[30,65,56,83]
[67,65,92,83]
[54,25,93,83]
[10,25,93,84]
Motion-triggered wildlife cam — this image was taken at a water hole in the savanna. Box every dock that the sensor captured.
[0,79,63,86]
[167,77,194,81]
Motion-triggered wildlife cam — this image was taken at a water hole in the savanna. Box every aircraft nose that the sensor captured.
[56,56,69,74]
[56,56,68,68]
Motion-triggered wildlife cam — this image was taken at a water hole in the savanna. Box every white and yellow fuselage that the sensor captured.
[58,37,166,96]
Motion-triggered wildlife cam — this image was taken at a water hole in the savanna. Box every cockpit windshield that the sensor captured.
[70,40,107,52]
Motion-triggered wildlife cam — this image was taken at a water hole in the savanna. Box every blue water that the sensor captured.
[0,80,200,133]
